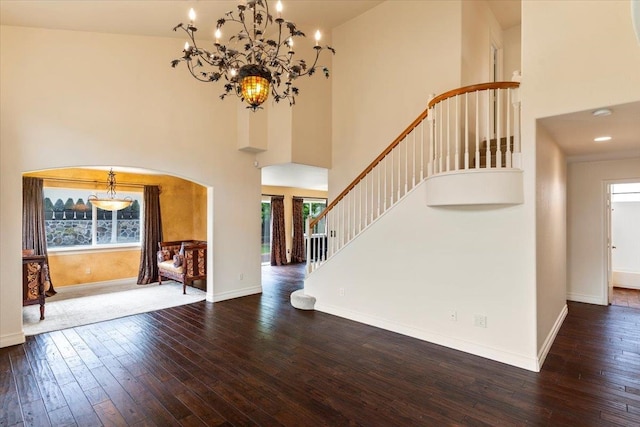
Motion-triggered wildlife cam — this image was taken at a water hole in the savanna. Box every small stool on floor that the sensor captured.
[290,289,316,310]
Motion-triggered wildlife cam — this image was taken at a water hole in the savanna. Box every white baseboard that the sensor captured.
[212,285,262,302]
[536,304,568,371]
[566,292,605,305]
[0,331,26,348]
[57,277,138,289]
[613,271,640,290]
[314,302,539,372]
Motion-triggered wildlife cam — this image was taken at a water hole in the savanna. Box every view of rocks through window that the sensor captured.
[43,189,141,247]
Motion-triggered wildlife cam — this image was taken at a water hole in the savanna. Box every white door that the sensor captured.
[606,186,613,305]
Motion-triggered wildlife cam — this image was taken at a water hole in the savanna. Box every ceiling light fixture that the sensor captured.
[594,136,612,142]
[592,108,612,117]
[88,169,133,211]
[171,0,335,111]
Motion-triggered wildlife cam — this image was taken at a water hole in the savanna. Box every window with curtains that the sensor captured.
[43,187,143,249]
[302,198,327,235]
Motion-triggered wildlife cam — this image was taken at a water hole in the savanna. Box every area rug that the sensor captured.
[23,279,206,336]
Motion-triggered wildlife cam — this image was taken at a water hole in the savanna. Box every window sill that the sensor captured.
[48,243,141,256]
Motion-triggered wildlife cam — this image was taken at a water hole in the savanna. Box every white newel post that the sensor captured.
[511,71,522,169]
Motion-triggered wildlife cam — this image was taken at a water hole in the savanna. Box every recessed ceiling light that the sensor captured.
[592,108,612,117]
[594,136,612,142]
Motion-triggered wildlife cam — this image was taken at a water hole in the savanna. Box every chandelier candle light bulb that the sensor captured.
[170,0,335,110]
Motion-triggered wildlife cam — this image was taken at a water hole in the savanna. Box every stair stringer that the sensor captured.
[304,179,539,371]
[309,174,429,275]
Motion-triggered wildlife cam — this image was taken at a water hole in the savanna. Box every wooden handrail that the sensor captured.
[309,108,429,229]
[309,81,521,229]
[427,81,520,109]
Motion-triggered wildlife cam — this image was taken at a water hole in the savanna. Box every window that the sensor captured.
[43,187,143,249]
[303,198,327,235]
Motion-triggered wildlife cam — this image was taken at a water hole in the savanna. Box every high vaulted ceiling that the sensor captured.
[2,0,638,189]
[0,1,384,39]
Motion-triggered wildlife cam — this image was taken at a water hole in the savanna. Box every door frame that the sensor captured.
[603,178,640,305]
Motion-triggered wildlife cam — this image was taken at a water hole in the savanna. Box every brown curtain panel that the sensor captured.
[22,177,56,296]
[270,195,287,266]
[137,185,163,284]
[291,197,306,263]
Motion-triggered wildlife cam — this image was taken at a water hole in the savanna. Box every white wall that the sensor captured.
[612,200,640,289]
[461,0,503,85]
[522,0,640,349]
[292,34,332,169]
[522,0,640,119]
[535,124,567,359]
[305,181,539,370]
[314,0,538,371]
[503,25,521,79]
[256,35,332,170]
[330,0,462,200]
[567,158,640,304]
[0,26,262,347]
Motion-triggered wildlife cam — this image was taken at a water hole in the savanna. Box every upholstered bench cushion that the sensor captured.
[158,260,183,274]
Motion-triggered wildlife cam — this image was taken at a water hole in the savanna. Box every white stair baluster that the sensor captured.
[455,95,459,171]
[475,92,480,169]
[486,89,491,169]
[464,92,469,170]
[438,103,443,173]
[506,88,512,168]
[497,88,502,168]
[446,98,451,172]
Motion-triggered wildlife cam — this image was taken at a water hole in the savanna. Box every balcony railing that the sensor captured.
[306,78,521,274]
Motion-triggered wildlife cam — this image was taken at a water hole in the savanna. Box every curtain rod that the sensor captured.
[262,193,284,197]
[294,196,328,201]
[35,176,150,188]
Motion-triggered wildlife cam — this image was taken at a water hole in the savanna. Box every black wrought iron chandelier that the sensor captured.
[171,0,335,111]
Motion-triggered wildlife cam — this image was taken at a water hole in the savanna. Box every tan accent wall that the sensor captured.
[261,185,328,263]
[25,168,207,286]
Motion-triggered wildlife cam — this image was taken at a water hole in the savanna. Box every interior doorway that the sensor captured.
[22,167,212,333]
[608,181,640,308]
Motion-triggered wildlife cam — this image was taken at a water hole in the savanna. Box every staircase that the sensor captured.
[472,137,515,168]
[304,79,522,276]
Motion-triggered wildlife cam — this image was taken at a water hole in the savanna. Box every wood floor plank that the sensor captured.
[4,264,640,426]
[90,365,147,425]
[0,367,23,427]
[20,398,51,427]
[47,404,77,427]
[93,399,129,427]
[58,380,102,427]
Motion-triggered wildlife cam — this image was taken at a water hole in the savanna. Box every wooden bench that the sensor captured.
[157,240,207,294]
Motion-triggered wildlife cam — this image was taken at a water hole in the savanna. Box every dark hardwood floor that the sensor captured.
[2,264,640,426]
[612,287,640,309]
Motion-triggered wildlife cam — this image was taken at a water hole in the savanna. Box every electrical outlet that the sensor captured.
[474,314,487,328]
[338,288,345,297]
[85,268,91,275]
[449,310,457,321]
[239,272,244,280]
